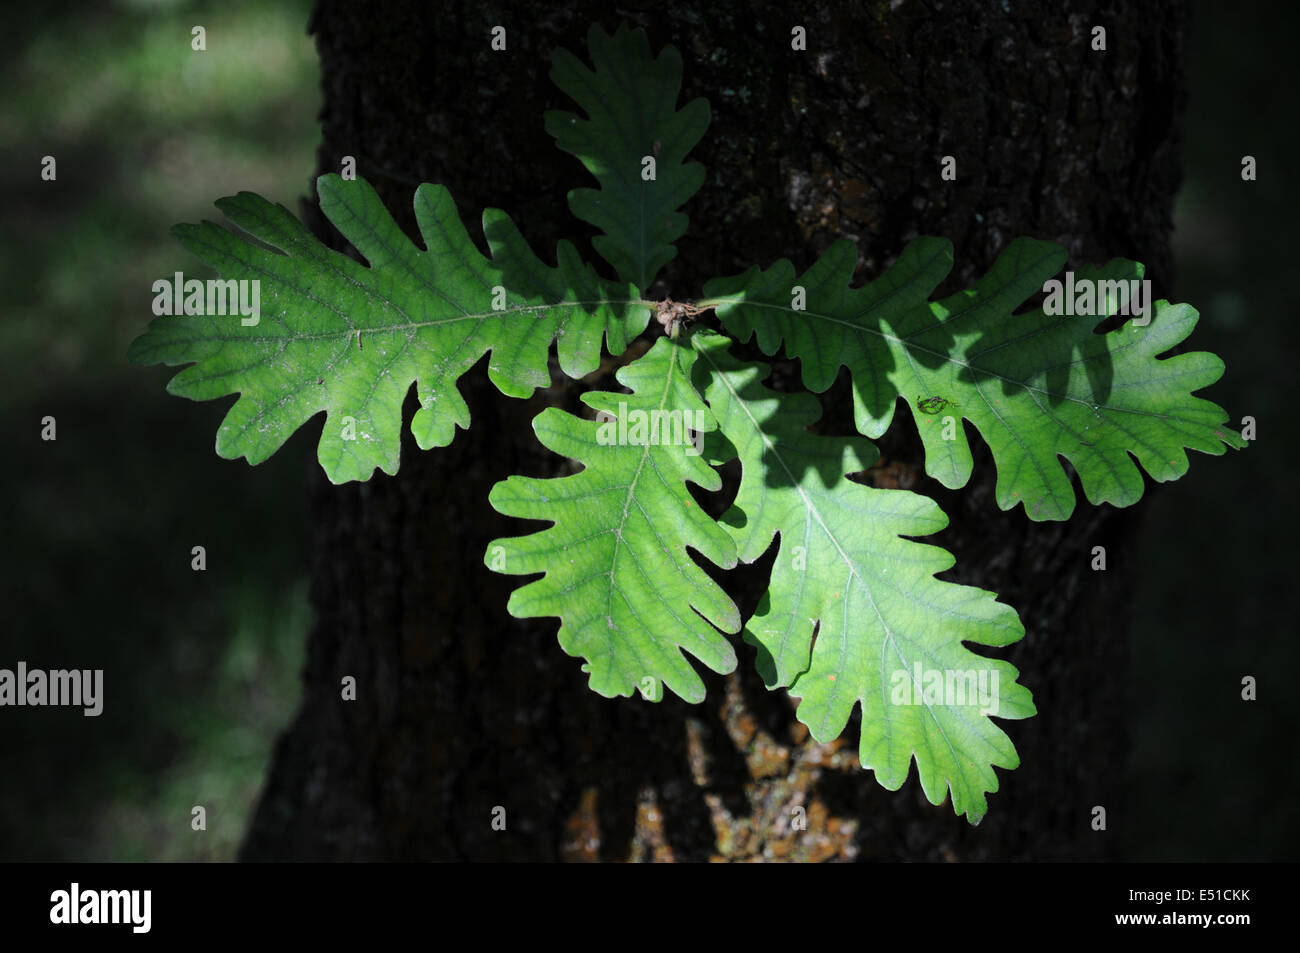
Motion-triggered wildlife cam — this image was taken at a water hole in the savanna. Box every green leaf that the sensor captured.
[705,237,1244,520]
[693,331,1033,824]
[486,336,740,704]
[545,23,709,291]
[128,174,648,483]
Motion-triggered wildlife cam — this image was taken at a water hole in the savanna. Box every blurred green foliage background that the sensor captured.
[0,0,1293,861]
[0,0,319,860]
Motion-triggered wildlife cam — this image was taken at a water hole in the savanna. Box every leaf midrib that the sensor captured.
[714,297,1190,427]
[696,340,969,788]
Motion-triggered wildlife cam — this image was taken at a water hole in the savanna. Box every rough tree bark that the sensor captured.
[241,0,1186,861]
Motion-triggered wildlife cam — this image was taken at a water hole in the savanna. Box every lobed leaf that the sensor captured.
[705,237,1244,520]
[486,336,740,704]
[129,174,648,483]
[545,23,709,291]
[693,331,1034,823]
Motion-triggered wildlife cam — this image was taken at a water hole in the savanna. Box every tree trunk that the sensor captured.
[241,0,1186,861]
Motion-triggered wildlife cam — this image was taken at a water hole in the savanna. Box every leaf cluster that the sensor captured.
[130,24,1241,822]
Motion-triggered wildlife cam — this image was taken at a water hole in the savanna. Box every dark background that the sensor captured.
[0,0,1294,860]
